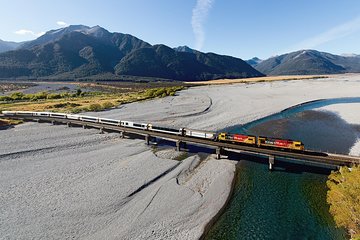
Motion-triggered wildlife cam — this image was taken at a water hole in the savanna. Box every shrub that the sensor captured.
[47,93,62,99]
[52,102,81,108]
[154,88,166,97]
[76,89,82,96]
[102,101,114,109]
[10,92,25,100]
[145,89,156,98]
[88,103,103,112]
[70,107,82,114]
[30,92,48,101]
[61,92,71,98]
[0,96,12,101]
[327,166,360,239]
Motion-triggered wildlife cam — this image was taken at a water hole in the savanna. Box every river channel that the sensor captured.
[205,98,360,240]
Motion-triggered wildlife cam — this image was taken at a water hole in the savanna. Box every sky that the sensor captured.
[1,0,360,60]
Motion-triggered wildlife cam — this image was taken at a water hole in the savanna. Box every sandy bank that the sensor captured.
[1,73,360,239]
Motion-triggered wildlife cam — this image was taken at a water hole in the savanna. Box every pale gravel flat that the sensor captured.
[91,74,360,131]
[350,139,360,156]
[1,73,360,239]
[314,101,360,156]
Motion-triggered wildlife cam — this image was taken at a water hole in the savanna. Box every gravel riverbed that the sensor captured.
[1,74,360,239]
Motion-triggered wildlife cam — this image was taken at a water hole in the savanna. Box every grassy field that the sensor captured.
[184,75,329,85]
[0,84,184,126]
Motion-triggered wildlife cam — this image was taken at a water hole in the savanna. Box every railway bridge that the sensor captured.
[2,113,360,170]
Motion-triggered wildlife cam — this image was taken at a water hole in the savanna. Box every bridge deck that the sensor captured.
[3,115,360,167]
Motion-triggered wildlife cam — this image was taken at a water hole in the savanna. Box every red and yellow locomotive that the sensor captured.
[218,132,304,151]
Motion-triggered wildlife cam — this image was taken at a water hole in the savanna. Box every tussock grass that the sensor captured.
[184,75,329,85]
[0,86,184,114]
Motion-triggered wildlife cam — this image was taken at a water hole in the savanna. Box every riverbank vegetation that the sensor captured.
[184,75,329,85]
[327,165,360,240]
[0,85,184,121]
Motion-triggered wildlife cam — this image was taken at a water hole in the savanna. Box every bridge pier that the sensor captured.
[269,155,275,170]
[176,140,182,151]
[216,147,222,159]
[145,134,151,145]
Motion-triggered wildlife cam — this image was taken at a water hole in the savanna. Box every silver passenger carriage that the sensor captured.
[99,118,121,126]
[3,111,34,116]
[2,111,17,116]
[121,121,148,130]
[33,112,50,117]
[49,112,67,118]
[148,124,182,135]
[183,128,216,140]
[79,115,99,123]
[66,114,81,120]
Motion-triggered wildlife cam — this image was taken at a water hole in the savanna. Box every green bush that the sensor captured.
[30,92,48,101]
[88,103,103,112]
[52,102,81,108]
[154,88,166,97]
[76,89,82,96]
[144,89,156,98]
[102,101,114,109]
[47,93,62,99]
[70,107,82,114]
[143,86,183,99]
[61,92,71,98]
[0,96,12,101]
[10,92,25,100]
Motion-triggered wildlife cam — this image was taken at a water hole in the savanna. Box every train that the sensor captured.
[217,132,304,151]
[1,111,305,151]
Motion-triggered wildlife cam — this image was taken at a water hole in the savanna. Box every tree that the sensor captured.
[76,89,82,96]
[327,165,360,239]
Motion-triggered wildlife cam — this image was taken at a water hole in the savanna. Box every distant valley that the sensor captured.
[0,40,21,53]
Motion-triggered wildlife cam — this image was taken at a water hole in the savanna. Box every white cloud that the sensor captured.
[14,29,35,35]
[56,21,68,27]
[287,16,360,52]
[14,29,44,37]
[191,0,214,51]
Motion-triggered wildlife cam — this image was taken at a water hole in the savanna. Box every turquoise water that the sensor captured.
[206,160,346,240]
[205,98,360,240]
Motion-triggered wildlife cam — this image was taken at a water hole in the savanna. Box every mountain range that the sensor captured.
[1,25,359,80]
[0,40,21,53]
[251,50,360,75]
[0,25,263,81]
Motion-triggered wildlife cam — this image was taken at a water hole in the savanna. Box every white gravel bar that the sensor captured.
[1,74,360,239]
